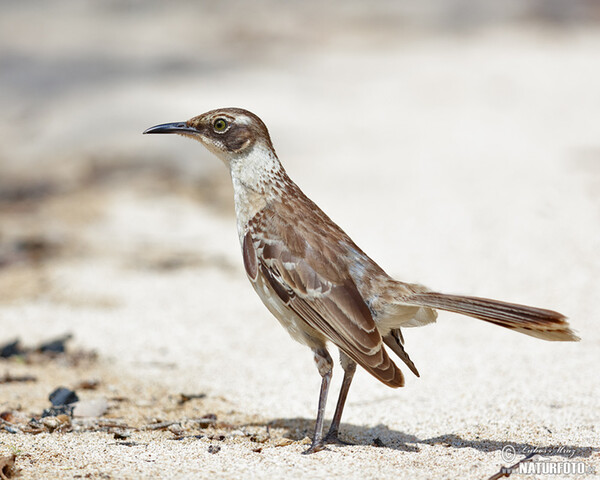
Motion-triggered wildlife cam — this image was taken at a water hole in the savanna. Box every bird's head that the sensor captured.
[143,108,275,165]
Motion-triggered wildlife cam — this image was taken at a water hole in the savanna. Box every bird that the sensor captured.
[144,108,579,454]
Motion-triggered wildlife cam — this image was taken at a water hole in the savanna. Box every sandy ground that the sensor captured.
[1,3,600,479]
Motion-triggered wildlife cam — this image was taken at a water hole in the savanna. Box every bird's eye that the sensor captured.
[213,118,228,132]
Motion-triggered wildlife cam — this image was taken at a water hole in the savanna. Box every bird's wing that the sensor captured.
[243,231,404,388]
[382,329,420,377]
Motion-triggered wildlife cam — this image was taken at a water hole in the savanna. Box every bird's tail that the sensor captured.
[407,292,579,341]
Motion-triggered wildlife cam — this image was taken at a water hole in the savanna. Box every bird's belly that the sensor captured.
[249,273,326,350]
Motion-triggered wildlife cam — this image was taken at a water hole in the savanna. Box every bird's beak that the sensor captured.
[143,122,198,135]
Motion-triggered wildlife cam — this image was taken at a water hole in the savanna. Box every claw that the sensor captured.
[302,441,326,454]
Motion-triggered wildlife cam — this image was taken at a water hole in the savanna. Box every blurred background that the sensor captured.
[2,0,599,313]
[2,0,600,189]
[2,0,600,373]
[1,1,599,476]
[2,0,599,342]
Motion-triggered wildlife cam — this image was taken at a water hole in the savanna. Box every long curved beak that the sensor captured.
[143,122,198,135]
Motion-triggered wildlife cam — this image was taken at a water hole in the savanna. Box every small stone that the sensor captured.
[207,445,221,454]
[178,393,206,405]
[0,454,16,479]
[168,423,184,435]
[0,340,21,358]
[2,424,21,434]
[197,414,217,428]
[0,412,13,422]
[49,387,78,406]
[42,415,70,432]
[77,379,100,390]
[39,334,72,353]
[41,405,74,418]
[275,438,294,447]
[113,430,131,440]
[250,433,269,443]
[55,414,70,424]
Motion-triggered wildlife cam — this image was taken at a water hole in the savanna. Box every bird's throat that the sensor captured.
[229,142,286,238]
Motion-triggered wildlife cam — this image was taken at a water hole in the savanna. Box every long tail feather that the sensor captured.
[408,292,579,341]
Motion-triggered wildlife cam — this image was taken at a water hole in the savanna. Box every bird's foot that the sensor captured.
[323,430,354,446]
[302,431,355,454]
[302,440,327,455]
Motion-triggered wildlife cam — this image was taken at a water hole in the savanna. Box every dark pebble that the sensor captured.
[49,387,79,406]
[41,405,74,418]
[0,340,21,358]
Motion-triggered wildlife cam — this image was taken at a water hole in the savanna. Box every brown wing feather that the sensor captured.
[256,234,404,388]
[383,329,420,377]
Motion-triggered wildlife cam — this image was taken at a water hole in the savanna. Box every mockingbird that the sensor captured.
[144,108,578,454]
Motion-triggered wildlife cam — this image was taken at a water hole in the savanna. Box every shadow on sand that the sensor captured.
[256,417,596,459]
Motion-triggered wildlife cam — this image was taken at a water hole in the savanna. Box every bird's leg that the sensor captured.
[303,348,333,454]
[324,351,356,445]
